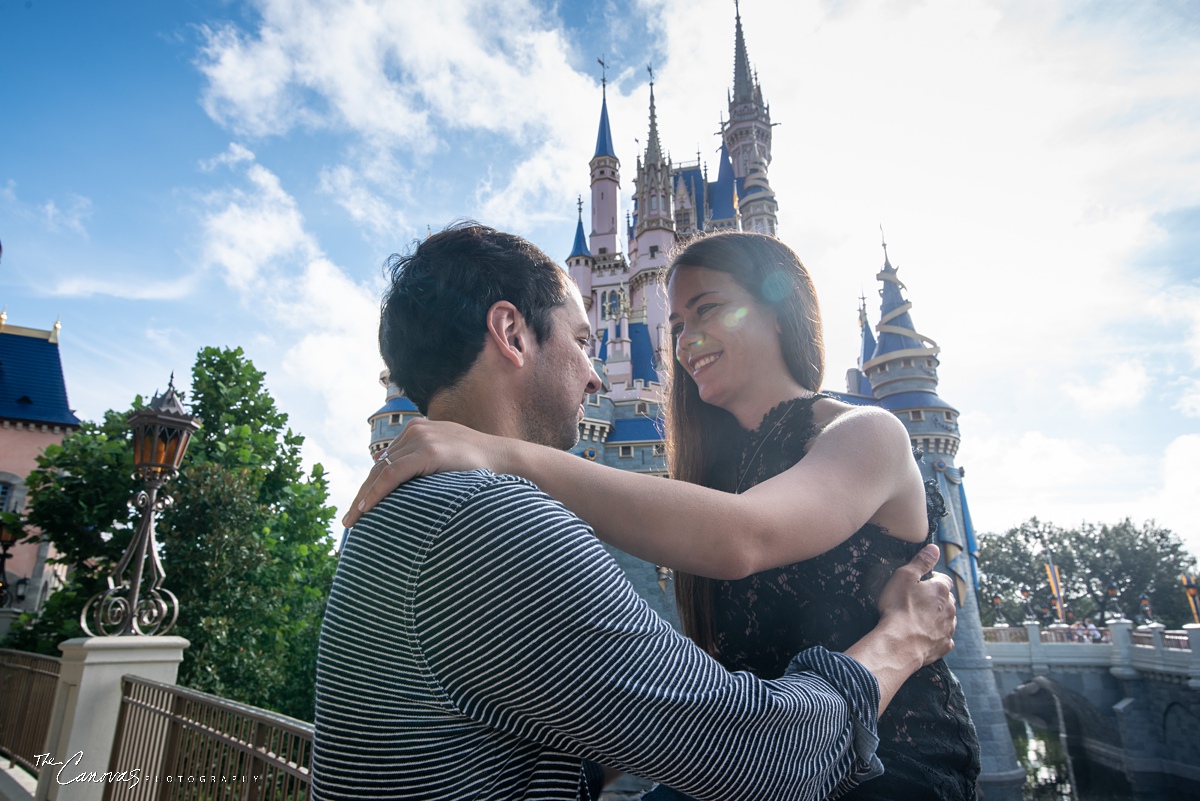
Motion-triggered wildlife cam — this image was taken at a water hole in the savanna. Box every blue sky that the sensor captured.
[2,0,1198,557]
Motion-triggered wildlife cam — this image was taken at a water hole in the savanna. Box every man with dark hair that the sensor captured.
[312,223,957,801]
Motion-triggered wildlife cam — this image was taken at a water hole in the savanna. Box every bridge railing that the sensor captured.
[982,622,1200,689]
[0,647,62,776]
[104,675,313,801]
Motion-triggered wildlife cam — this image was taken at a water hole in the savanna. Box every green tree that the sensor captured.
[2,347,338,721]
[978,518,1197,629]
[2,409,141,650]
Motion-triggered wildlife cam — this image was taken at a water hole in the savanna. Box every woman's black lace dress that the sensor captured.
[711,395,980,800]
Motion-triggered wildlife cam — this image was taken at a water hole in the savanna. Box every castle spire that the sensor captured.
[568,196,591,260]
[732,0,755,104]
[594,57,616,159]
[858,292,876,369]
[871,243,936,360]
[645,65,664,165]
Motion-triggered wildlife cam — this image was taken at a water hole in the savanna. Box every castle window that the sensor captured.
[910,410,924,422]
[652,443,666,456]
[0,481,13,512]
[635,402,648,415]
[588,393,600,407]
[877,364,888,373]
[619,445,633,458]
[599,247,608,255]
[944,412,954,421]
[649,245,659,259]
[902,359,913,367]
[390,414,401,425]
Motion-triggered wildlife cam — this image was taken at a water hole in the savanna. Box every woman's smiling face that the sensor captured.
[668,265,787,416]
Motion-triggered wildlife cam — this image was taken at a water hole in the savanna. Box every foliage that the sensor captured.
[978,518,1197,629]
[2,347,338,721]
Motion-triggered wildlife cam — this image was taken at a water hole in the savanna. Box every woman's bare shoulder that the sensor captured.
[810,398,912,457]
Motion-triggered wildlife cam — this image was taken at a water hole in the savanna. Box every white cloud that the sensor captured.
[959,418,1199,558]
[1149,284,1200,368]
[1060,361,1149,415]
[196,0,581,150]
[1,181,94,239]
[1154,434,1200,558]
[318,165,408,237]
[197,150,383,521]
[202,162,315,288]
[1175,378,1200,418]
[50,274,197,301]
[41,195,92,237]
[199,142,257,172]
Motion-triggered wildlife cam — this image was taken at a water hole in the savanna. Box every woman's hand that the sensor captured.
[342,419,510,527]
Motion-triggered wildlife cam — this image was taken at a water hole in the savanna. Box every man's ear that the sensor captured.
[486,301,529,368]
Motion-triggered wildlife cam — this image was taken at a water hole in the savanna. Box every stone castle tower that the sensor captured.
[843,244,1025,799]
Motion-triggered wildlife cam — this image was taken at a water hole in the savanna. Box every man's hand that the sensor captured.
[844,544,956,714]
[877,544,957,667]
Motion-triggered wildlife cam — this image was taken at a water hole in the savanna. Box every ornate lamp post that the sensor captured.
[990,593,1010,627]
[0,519,16,608]
[1138,593,1154,625]
[81,378,201,636]
[1104,581,1124,623]
[1020,585,1036,623]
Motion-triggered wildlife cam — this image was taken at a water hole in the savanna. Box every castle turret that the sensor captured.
[590,76,621,266]
[864,244,961,459]
[859,241,1024,801]
[722,2,777,235]
[567,197,594,309]
[367,370,421,458]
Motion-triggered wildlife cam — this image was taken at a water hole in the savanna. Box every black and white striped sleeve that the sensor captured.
[417,476,883,801]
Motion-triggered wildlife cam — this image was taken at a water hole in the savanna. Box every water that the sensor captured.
[1007,715,1133,801]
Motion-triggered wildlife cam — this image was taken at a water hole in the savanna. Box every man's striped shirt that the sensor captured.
[312,470,883,800]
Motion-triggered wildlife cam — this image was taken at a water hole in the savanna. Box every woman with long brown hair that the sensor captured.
[349,231,980,800]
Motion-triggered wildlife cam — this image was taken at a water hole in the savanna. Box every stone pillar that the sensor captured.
[1108,619,1138,680]
[1025,622,1048,676]
[943,587,1025,801]
[1185,624,1200,690]
[1144,622,1166,651]
[34,636,188,801]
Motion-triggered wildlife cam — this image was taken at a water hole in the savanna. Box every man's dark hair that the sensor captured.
[379,222,572,414]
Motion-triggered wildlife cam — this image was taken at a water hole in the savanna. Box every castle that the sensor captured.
[365,6,1023,796]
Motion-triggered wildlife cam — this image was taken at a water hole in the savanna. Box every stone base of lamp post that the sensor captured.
[34,636,188,801]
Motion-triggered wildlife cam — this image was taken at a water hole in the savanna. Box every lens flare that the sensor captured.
[761,273,791,302]
[723,306,748,329]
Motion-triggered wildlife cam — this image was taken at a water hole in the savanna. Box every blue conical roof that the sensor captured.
[871,250,928,359]
[594,91,616,159]
[568,205,591,259]
[859,301,876,368]
[709,142,738,220]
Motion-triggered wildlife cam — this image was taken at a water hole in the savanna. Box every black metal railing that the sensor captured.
[105,676,312,801]
[0,648,63,775]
